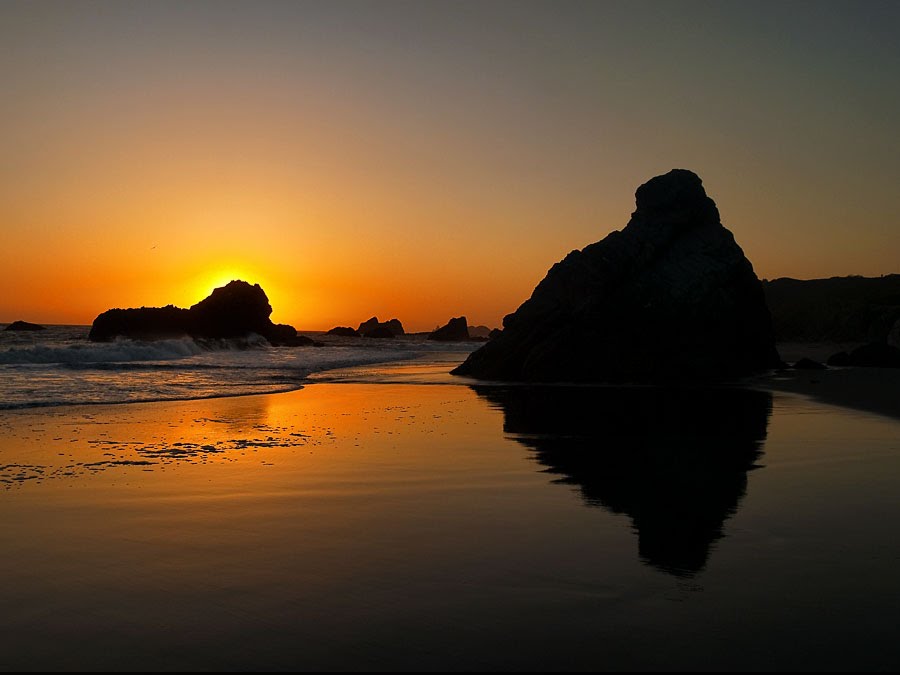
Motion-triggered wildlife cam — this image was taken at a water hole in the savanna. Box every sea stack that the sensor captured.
[453,169,780,382]
[356,317,405,338]
[89,280,314,346]
[429,317,470,341]
[4,320,46,331]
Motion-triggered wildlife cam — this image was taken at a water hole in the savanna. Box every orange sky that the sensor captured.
[2,2,899,330]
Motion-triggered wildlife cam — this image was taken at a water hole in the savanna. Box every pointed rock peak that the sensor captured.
[453,170,779,382]
[429,316,470,341]
[631,168,719,229]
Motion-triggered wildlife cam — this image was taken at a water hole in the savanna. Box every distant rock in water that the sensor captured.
[429,317,470,341]
[357,317,379,335]
[4,320,46,331]
[89,280,315,346]
[326,326,361,337]
[468,325,492,339]
[453,169,780,382]
[356,317,404,338]
[89,305,190,342]
[362,326,396,339]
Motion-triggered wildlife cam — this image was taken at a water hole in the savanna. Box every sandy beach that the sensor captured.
[2,359,899,670]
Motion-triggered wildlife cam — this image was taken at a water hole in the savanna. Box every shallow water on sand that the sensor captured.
[1,368,899,670]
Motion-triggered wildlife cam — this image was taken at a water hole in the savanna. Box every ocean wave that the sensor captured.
[0,334,279,365]
[0,337,206,365]
[0,338,479,410]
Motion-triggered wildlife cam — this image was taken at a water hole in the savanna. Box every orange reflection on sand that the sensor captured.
[0,383,507,497]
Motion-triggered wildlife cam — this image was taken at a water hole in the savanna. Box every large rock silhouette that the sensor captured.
[89,280,313,346]
[453,169,780,381]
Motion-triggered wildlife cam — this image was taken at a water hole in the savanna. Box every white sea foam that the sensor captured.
[0,337,205,364]
[0,326,480,409]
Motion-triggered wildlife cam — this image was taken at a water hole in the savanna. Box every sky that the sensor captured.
[2,0,899,330]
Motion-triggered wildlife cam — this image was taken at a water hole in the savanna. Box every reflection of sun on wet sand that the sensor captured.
[0,394,317,488]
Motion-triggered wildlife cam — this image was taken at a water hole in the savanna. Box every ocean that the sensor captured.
[0,325,479,409]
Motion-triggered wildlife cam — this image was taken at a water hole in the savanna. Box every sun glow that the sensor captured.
[191,266,282,313]
[196,269,259,301]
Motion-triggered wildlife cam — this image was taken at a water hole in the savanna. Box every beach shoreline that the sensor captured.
[1,353,900,670]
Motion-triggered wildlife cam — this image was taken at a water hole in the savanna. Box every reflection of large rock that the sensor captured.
[429,316,470,341]
[473,385,771,576]
[454,169,780,381]
[89,280,315,346]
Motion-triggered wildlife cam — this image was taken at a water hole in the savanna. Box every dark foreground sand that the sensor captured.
[754,339,900,422]
[761,366,900,422]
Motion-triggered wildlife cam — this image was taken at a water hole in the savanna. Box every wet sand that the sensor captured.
[759,362,900,422]
[2,362,900,670]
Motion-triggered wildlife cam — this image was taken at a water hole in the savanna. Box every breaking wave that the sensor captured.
[0,335,273,365]
[0,326,480,410]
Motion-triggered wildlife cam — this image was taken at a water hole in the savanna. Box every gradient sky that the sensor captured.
[2,1,898,330]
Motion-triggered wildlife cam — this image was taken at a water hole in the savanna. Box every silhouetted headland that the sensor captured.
[474,385,771,576]
[764,275,900,345]
[356,317,404,338]
[89,280,318,346]
[453,169,781,382]
[428,316,470,341]
[4,320,46,331]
